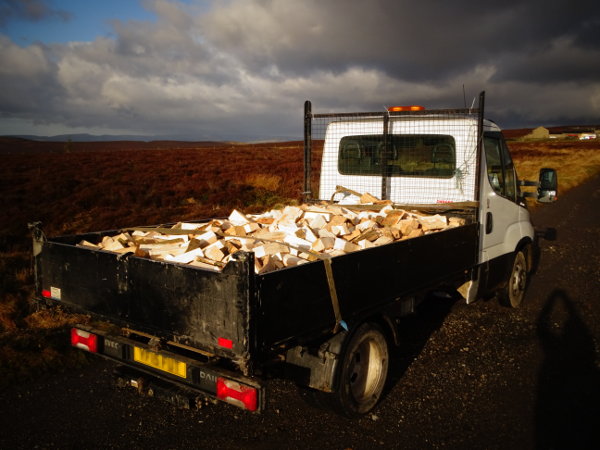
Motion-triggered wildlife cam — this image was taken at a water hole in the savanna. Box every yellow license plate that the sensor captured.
[133,346,187,379]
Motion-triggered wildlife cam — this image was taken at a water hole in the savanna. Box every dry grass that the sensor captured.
[244,174,282,191]
[0,310,90,388]
[0,251,32,331]
[0,136,597,385]
[509,139,600,194]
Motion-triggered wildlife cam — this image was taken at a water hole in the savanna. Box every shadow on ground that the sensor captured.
[535,289,600,449]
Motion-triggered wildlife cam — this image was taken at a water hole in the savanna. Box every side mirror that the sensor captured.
[537,168,557,203]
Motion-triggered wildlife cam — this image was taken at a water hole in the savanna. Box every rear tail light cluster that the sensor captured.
[71,328,98,353]
[216,378,257,411]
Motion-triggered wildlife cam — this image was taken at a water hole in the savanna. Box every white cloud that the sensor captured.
[0,35,48,76]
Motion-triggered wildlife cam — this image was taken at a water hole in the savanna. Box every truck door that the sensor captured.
[479,132,522,264]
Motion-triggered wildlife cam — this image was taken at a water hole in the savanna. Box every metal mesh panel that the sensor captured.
[305,105,483,206]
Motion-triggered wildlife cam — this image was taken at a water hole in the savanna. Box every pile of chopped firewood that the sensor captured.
[79,194,465,274]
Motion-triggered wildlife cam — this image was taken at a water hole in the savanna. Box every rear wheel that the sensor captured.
[501,249,528,308]
[330,323,389,417]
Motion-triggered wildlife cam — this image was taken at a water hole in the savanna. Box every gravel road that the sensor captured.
[1,176,599,450]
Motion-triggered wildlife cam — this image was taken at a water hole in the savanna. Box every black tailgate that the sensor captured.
[35,232,256,365]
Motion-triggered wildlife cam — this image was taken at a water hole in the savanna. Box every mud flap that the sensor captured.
[284,331,348,392]
[458,266,481,304]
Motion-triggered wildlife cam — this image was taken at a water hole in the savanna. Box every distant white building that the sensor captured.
[524,126,549,140]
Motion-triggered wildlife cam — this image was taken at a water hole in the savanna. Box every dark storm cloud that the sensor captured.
[0,0,70,26]
[201,0,600,84]
[491,39,600,84]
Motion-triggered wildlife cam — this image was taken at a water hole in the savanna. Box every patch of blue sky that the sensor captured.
[3,0,158,46]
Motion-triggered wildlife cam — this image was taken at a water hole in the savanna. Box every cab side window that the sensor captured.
[484,134,517,203]
[500,139,517,202]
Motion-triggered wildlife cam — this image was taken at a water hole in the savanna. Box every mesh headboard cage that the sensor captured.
[303,93,485,206]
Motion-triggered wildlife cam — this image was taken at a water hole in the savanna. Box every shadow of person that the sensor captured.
[535,289,600,449]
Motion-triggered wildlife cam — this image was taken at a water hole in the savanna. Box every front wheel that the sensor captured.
[330,323,389,417]
[501,249,528,308]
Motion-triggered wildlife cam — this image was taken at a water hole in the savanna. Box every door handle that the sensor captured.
[486,212,493,234]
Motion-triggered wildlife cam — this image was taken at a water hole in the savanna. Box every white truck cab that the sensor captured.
[308,93,557,307]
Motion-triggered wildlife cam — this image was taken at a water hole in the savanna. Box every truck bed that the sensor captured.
[35,218,478,374]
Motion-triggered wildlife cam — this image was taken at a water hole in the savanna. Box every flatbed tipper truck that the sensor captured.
[32,92,557,416]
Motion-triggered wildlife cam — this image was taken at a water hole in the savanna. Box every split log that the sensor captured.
[333,238,361,253]
[77,240,99,249]
[165,247,205,264]
[203,241,226,262]
[253,242,290,259]
[418,214,448,231]
[228,209,251,226]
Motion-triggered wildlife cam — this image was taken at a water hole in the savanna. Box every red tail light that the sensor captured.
[216,378,257,411]
[71,328,98,353]
[41,289,52,298]
[217,337,233,349]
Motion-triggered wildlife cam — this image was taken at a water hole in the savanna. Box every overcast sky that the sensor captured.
[1,0,599,140]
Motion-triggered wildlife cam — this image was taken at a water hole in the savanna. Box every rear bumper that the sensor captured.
[72,324,265,412]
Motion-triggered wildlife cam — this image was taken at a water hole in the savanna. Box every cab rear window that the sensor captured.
[338,134,456,178]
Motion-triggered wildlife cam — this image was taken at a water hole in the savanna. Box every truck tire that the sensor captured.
[501,249,528,308]
[330,322,389,417]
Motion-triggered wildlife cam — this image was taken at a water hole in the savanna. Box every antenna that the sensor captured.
[470,95,477,111]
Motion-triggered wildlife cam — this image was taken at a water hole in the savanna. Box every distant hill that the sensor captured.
[502,128,532,140]
[0,137,236,154]
[546,125,600,134]
[1,132,300,143]
[503,124,600,140]
[3,133,184,142]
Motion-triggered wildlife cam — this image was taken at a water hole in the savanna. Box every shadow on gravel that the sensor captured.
[531,227,557,276]
[384,292,458,398]
[535,289,600,449]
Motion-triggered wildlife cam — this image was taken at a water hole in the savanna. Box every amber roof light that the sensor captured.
[387,105,425,112]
